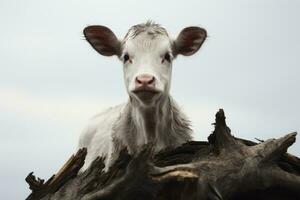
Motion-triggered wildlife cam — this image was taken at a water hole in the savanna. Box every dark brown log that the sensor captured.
[25,109,300,200]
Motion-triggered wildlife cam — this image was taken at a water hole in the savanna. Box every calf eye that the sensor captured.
[123,53,130,63]
[164,53,171,63]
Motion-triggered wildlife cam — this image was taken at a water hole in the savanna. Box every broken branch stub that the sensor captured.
[208,109,239,152]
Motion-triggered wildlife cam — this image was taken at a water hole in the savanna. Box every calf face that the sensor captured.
[84,22,206,106]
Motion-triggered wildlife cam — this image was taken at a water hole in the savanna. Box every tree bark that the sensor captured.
[26,109,300,200]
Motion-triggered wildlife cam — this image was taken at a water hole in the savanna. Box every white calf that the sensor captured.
[79,21,207,171]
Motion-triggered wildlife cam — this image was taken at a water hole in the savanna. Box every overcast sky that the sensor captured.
[0,0,299,199]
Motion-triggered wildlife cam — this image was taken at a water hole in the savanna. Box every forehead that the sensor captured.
[124,33,171,53]
[121,23,172,53]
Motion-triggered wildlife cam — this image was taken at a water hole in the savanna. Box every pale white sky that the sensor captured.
[0,0,299,199]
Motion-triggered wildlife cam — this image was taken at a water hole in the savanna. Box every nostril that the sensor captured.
[148,77,155,85]
[136,77,142,84]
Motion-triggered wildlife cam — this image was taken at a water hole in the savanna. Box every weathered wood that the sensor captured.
[26,109,300,200]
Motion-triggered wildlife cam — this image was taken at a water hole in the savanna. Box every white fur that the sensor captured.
[78,104,126,171]
[79,98,192,172]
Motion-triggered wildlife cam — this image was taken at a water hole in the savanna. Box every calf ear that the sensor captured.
[83,25,121,56]
[173,26,207,56]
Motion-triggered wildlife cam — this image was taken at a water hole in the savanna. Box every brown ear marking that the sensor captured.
[83,25,121,56]
[174,26,207,56]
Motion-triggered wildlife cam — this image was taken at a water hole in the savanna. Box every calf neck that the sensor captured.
[112,96,192,156]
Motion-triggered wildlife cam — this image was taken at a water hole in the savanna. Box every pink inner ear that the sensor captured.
[175,27,207,56]
[84,26,120,56]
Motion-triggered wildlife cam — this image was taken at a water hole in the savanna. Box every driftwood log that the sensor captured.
[26,109,300,200]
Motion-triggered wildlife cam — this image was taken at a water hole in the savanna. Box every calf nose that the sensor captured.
[135,74,155,88]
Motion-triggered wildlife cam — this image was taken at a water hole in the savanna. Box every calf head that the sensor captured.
[84,22,206,107]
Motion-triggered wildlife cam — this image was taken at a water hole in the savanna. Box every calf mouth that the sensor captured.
[132,87,160,102]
